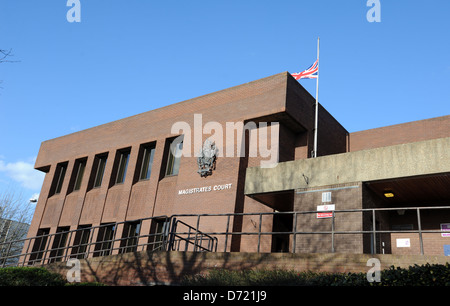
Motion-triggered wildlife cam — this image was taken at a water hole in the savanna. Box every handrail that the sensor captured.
[169,219,218,252]
[1,205,450,267]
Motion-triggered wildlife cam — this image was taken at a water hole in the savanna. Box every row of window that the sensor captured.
[29,218,170,263]
[49,137,183,197]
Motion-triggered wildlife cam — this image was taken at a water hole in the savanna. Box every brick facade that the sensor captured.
[26,71,450,258]
[349,115,450,152]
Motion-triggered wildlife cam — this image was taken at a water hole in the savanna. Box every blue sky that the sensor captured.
[0,1,449,201]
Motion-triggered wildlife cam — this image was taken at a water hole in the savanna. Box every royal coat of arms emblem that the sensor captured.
[197,139,217,177]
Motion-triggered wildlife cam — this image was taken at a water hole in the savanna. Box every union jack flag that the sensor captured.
[291,59,319,80]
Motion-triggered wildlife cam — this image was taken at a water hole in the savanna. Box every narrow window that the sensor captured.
[90,154,107,189]
[68,158,87,193]
[29,228,50,264]
[148,218,170,251]
[120,221,141,253]
[94,224,115,257]
[50,162,68,196]
[73,160,86,191]
[71,225,91,259]
[115,149,130,184]
[49,227,70,263]
[139,144,155,181]
[165,137,183,176]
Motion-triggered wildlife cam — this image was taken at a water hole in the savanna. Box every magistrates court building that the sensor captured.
[23,72,450,262]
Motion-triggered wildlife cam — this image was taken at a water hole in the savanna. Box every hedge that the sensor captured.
[3,263,449,286]
[0,267,66,286]
[181,262,450,286]
[0,267,105,286]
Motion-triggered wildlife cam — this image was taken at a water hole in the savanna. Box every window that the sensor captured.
[115,150,130,184]
[139,144,155,181]
[73,159,86,191]
[165,137,183,176]
[120,221,141,253]
[49,227,70,263]
[68,158,87,193]
[71,225,91,259]
[50,162,68,196]
[90,154,107,189]
[94,224,115,257]
[29,228,50,264]
[148,218,170,251]
[94,155,107,187]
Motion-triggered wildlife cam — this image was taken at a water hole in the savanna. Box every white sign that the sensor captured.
[396,238,411,248]
[322,192,331,203]
[178,183,232,195]
[317,204,335,219]
[441,223,450,237]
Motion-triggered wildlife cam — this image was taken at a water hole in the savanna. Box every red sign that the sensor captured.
[316,204,335,219]
[317,212,333,219]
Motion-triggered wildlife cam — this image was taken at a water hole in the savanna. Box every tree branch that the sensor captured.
[0,49,19,63]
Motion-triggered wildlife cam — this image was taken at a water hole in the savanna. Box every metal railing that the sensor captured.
[168,206,450,255]
[1,205,449,267]
[168,219,218,252]
[0,215,217,268]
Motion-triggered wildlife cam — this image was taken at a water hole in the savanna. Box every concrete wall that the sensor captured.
[245,137,450,195]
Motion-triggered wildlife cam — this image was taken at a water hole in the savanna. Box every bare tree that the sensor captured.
[0,49,19,64]
[0,48,19,90]
[0,190,35,266]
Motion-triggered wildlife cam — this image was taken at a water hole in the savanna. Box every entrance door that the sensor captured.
[271,214,292,252]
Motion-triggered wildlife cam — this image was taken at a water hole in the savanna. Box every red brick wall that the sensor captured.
[27,72,296,253]
[27,70,449,259]
[294,183,364,254]
[285,75,349,159]
[389,208,450,256]
[349,115,450,152]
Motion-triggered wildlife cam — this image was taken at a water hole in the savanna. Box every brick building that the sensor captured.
[25,72,450,259]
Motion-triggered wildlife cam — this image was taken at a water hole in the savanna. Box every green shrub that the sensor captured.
[181,269,308,286]
[379,263,450,286]
[181,263,450,286]
[0,267,66,286]
[0,267,107,286]
[182,269,333,286]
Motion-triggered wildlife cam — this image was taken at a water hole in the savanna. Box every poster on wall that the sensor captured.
[441,223,450,237]
[396,238,411,248]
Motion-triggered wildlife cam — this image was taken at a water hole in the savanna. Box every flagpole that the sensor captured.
[313,37,320,158]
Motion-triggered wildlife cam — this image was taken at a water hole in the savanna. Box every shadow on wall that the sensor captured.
[47,251,274,285]
[43,250,450,286]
